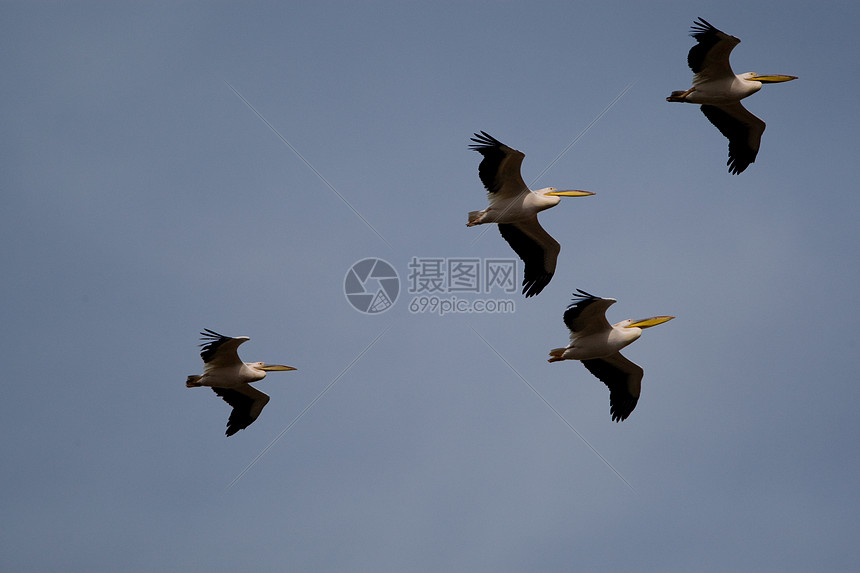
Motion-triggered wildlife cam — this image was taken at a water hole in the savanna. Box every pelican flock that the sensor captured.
[467,131,594,297]
[188,16,795,435]
[549,290,674,421]
[187,329,296,436]
[667,17,797,174]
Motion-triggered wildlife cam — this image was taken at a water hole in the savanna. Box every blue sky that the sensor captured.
[2,1,858,571]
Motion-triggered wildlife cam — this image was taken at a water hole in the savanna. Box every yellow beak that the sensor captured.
[260,364,297,371]
[753,74,798,83]
[544,190,596,197]
[627,316,675,329]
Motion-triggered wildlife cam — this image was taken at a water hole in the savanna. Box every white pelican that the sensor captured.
[548,290,674,421]
[667,18,797,174]
[186,329,296,436]
[467,131,594,297]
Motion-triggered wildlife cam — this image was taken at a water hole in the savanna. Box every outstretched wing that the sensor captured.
[498,217,560,297]
[688,17,739,81]
[212,385,271,437]
[199,329,248,367]
[470,131,529,199]
[562,289,615,336]
[700,102,765,174]
[581,352,643,422]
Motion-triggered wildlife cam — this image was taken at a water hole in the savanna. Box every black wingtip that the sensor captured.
[569,289,598,305]
[522,273,552,298]
[469,130,504,151]
[728,156,751,175]
[690,17,718,36]
[198,329,235,362]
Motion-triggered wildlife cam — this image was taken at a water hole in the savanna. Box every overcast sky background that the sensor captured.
[2,1,859,571]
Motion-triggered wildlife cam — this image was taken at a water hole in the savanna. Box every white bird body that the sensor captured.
[187,329,296,436]
[549,291,674,422]
[667,18,796,174]
[687,72,763,104]
[471,187,564,225]
[199,360,267,388]
[467,132,594,297]
[557,318,643,361]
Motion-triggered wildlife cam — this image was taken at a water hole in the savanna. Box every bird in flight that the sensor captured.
[468,131,594,297]
[187,329,296,436]
[667,18,796,174]
[549,290,674,421]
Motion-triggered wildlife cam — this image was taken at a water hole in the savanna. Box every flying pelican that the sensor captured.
[186,329,296,436]
[467,131,594,297]
[667,17,797,174]
[548,290,674,422]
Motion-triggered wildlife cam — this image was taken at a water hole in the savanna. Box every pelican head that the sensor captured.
[625,316,675,329]
[743,72,798,84]
[250,362,297,372]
